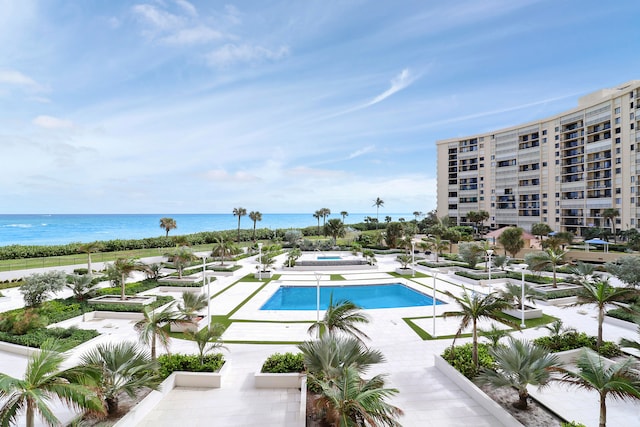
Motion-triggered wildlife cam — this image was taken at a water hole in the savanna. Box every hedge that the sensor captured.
[0,327,99,351]
[441,343,494,379]
[158,353,225,379]
[261,352,305,373]
[533,332,621,358]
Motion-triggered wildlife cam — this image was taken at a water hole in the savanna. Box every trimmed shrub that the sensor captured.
[441,343,494,379]
[0,327,98,351]
[157,353,225,379]
[533,332,621,358]
[261,352,305,373]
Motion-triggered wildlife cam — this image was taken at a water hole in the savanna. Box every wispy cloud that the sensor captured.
[364,68,418,108]
[163,26,225,44]
[33,115,74,129]
[202,169,260,182]
[175,0,197,17]
[348,146,375,160]
[206,44,290,67]
[0,69,43,91]
[132,4,184,32]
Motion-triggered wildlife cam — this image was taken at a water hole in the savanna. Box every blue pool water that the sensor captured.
[260,284,445,310]
[317,256,342,260]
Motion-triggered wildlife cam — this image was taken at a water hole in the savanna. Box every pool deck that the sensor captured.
[1,252,639,426]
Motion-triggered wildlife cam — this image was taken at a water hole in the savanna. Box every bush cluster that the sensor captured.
[261,352,305,373]
[533,332,621,358]
[441,343,494,379]
[0,327,98,351]
[157,353,225,379]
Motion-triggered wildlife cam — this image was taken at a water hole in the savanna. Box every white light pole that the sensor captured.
[518,263,528,328]
[432,269,438,338]
[257,242,263,280]
[411,241,416,277]
[201,255,210,330]
[314,272,322,338]
[487,249,494,292]
[207,274,211,331]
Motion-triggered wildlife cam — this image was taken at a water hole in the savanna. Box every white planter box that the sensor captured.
[537,296,578,306]
[156,285,205,294]
[502,306,543,320]
[254,372,305,388]
[254,271,273,279]
[395,268,415,276]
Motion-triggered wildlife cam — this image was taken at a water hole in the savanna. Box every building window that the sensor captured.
[615,117,621,124]
[615,107,621,114]
[543,130,547,135]
[616,137,621,143]
[616,167,622,174]
[615,127,621,134]
[632,123,635,130]
[616,188,621,194]
[616,158,622,164]
[616,147,621,154]
[616,198,621,204]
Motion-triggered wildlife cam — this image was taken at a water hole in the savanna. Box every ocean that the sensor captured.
[0,213,415,247]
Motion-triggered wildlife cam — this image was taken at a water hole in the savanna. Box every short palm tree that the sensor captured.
[443,290,516,368]
[372,197,384,229]
[159,217,177,237]
[568,261,600,285]
[79,341,160,416]
[211,237,236,266]
[248,210,262,241]
[134,303,181,361]
[184,323,227,364]
[478,323,511,348]
[537,319,576,338]
[555,349,640,427]
[177,291,208,322]
[77,241,103,277]
[478,338,562,410]
[112,258,149,301]
[571,278,638,349]
[498,282,545,308]
[619,326,640,351]
[527,248,567,288]
[325,218,346,245]
[232,207,247,242]
[166,246,195,279]
[66,274,99,302]
[298,335,384,382]
[307,296,371,342]
[0,340,104,427]
[314,366,403,427]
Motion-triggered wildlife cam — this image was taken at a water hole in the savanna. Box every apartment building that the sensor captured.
[436,80,640,236]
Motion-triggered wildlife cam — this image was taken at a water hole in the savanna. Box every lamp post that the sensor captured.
[314,272,322,338]
[257,242,263,280]
[201,255,210,330]
[518,263,528,328]
[432,269,438,338]
[411,241,416,277]
[487,249,494,292]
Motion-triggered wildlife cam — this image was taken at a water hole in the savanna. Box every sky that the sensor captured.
[2,0,640,215]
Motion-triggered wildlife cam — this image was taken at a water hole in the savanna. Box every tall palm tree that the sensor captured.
[413,211,422,221]
[443,290,516,368]
[478,338,561,410]
[313,210,322,236]
[308,296,370,342]
[0,340,104,427]
[248,211,262,241]
[134,303,181,361]
[373,197,384,229]
[232,207,247,242]
[77,241,103,277]
[112,258,149,301]
[325,218,346,245]
[340,211,348,222]
[320,208,331,228]
[166,246,195,279]
[555,349,640,427]
[314,367,403,427]
[498,227,525,258]
[602,208,620,241]
[184,323,227,364]
[298,335,385,382]
[79,341,160,416]
[571,278,638,349]
[159,217,177,237]
[527,248,567,288]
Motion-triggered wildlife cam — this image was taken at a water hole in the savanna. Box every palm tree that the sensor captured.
[314,367,403,427]
[298,335,384,382]
[77,241,103,277]
[112,258,149,301]
[498,282,545,308]
[248,211,262,241]
[79,341,160,416]
[555,349,640,427]
[413,211,422,221]
[159,217,177,237]
[568,261,600,285]
[602,208,619,241]
[340,211,348,222]
[537,319,577,338]
[373,197,384,229]
[443,290,516,368]
[211,236,237,266]
[308,296,371,342]
[66,274,99,302]
[232,207,247,242]
[478,338,561,410]
[498,227,525,258]
[184,323,227,364]
[325,218,346,245]
[527,248,567,288]
[620,326,640,351]
[313,210,322,236]
[177,291,208,322]
[320,208,331,229]
[0,340,104,427]
[134,303,181,361]
[478,323,511,348]
[166,246,195,279]
[571,278,638,349]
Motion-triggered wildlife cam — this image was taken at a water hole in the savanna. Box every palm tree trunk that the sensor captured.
[253,221,257,241]
[121,274,126,300]
[472,319,478,368]
[237,217,241,243]
[516,389,529,410]
[552,264,557,288]
[106,396,119,415]
[597,307,604,350]
[151,333,157,361]
[26,399,34,427]
[599,392,607,427]
[87,253,93,277]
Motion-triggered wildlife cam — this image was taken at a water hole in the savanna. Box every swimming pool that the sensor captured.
[317,256,342,260]
[260,283,445,310]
